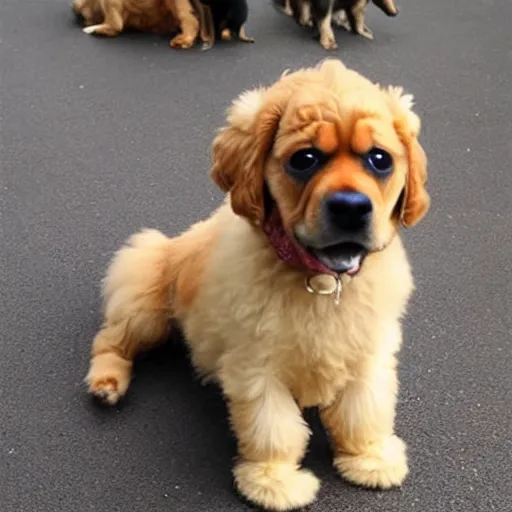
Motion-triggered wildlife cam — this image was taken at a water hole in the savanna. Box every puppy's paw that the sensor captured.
[237,26,254,43]
[221,29,231,41]
[320,35,338,51]
[169,34,195,49]
[358,25,374,40]
[85,353,132,405]
[334,435,408,489]
[281,5,293,17]
[233,461,320,511]
[88,377,124,405]
[238,35,255,44]
[298,3,313,27]
[82,24,119,36]
[82,25,99,35]
[299,17,314,28]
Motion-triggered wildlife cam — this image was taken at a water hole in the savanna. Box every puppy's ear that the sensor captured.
[400,137,430,228]
[211,88,283,224]
[387,87,430,228]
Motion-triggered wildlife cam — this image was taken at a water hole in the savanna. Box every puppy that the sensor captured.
[72,0,203,49]
[332,0,399,43]
[277,0,398,50]
[196,0,254,50]
[85,59,429,511]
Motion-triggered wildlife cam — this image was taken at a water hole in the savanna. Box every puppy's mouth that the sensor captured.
[262,201,368,277]
[306,242,368,276]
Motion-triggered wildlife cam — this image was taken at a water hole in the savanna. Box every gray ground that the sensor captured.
[1,1,511,511]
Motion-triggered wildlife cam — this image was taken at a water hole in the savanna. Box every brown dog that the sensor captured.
[72,0,203,49]
[85,60,429,511]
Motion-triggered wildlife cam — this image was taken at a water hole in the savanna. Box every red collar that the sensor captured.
[262,206,336,276]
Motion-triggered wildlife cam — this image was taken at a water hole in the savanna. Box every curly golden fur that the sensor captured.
[85,59,430,511]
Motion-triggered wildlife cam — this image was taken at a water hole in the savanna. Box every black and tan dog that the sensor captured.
[275,0,398,50]
[196,0,254,50]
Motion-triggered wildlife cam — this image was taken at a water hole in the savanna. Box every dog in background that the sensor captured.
[196,0,254,50]
[275,0,398,50]
[85,59,429,510]
[72,0,205,49]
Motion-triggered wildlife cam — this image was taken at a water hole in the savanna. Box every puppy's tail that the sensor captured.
[101,229,174,339]
[99,215,217,357]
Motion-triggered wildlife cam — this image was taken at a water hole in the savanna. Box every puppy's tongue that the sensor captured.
[309,243,364,275]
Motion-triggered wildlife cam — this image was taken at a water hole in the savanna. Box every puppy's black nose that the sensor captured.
[325,191,372,231]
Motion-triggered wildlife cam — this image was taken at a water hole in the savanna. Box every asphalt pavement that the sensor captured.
[1,1,511,511]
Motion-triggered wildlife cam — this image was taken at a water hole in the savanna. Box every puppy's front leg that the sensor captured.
[348,0,374,39]
[298,0,313,27]
[320,327,408,489]
[225,372,320,510]
[82,6,123,36]
[167,0,199,49]
[314,0,338,50]
[281,0,293,17]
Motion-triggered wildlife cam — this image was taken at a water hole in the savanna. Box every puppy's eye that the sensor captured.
[285,148,327,181]
[362,147,393,177]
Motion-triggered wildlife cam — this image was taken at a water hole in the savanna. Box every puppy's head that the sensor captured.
[211,59,429,275]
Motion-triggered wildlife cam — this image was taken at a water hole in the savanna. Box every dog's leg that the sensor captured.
[229,0,254,44]
[281,0,294,17]
[225,373,320,510]
[320,327,408,488]
[189,0,215,50]
[350,0,374,40]
[372,0,399,17]
[85,230,172,405]
[82,0,124,36]
[314,0,337,50]
[236,26,255,43]
[167,0,200,49]
[298,0,313,27]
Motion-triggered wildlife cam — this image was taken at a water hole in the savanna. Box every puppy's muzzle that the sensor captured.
[293,190,372,274]
[292,191,371,273]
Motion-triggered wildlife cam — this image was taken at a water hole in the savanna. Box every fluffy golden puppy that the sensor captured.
[85,59,430,511]
[72,0,202,49]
